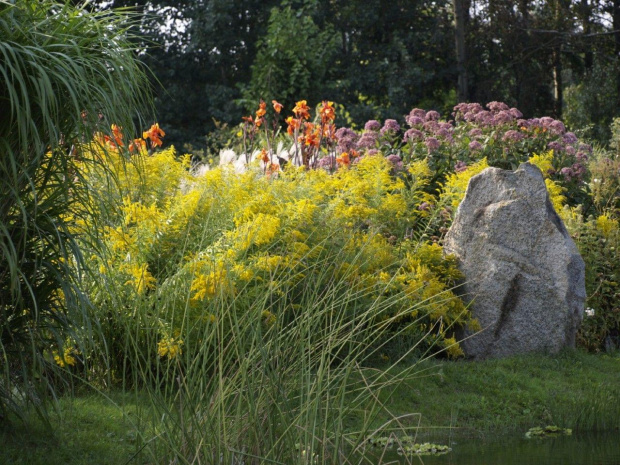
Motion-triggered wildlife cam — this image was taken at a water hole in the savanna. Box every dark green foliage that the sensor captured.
[97,0,620,150]
[242,1,340,113]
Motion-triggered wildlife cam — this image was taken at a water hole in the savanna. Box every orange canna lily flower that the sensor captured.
[242,115,254,124]
[256,100,267,119]
[319,101,335,124]
[272,100,283,114]
[293,100,310,120]
[93,132,113,148]
[336,152,350,166]
[111,124,124,146]
[129,138,146,153]
[323,123,336,140]
[286,116,301,136]
[259,148,270,163]
[143,123,165,147]
[301,122,320,147]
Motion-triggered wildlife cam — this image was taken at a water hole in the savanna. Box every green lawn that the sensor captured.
[2,349,619,464]
[356,349,620,438]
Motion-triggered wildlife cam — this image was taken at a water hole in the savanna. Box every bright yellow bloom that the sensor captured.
[54,346,78,367]
[124,263,157,295]
[596,214,618,238]
[157,336,183,359]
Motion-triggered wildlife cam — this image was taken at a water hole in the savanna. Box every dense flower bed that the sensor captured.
[57,101,620,374]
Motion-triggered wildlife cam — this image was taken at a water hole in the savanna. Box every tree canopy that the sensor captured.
[99,0,620,150]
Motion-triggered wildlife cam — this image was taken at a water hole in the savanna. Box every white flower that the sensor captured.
[233,155,247,174]
[585,308,595,317]
[219,149,237,166]
[192,163,210,177]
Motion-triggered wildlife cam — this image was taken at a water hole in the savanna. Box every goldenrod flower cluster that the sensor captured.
[76,129,475,359]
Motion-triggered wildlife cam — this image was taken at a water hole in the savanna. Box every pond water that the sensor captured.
[369,431,620,465]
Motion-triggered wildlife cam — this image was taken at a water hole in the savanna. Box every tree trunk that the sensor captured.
[454,0,469,102]
[581,0,593,70]
[614,0,620,99]
[553,47,563,118]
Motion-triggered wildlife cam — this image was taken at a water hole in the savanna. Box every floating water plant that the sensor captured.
[525,425,573,438]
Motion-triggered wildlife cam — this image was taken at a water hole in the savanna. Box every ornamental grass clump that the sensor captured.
[0,0,151,420]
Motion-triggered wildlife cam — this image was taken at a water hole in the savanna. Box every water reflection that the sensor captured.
[372,431,620,465]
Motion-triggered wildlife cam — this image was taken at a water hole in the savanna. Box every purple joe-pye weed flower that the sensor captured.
[425,110,440,121]
[406,115,425,127]
[528,118,542,128]
[493,111,514,125]
[562,132,578,145]
[386,154,404,171]
[335,127,359,152]
[436,128,453,140]
[366,149,380,157]
[408,108,427,119]
[317,156,337,171]
[335,127,356,140]
[468,128,483,138]
[475,111,494,126]
[454,161,468,172]
[547,141,564,152]
[509,108,523,119]
[565,145,576,156]
[453,102,484,120]
[469,140,483,151]
[487,101,510,112]
[380,119,401,135]
[579,143,593,153]
[403,128,424,143]
[548,120,566,135]
[517,119,530,128]
[502,130,524,142]
[418,202,431,211]
[425,137,441,153]
[423,120,440,133]
[463,112,477,122]
[572,162,586,178]
[357,131,378,149]
[364,120,381,131]
[576,151,588,162]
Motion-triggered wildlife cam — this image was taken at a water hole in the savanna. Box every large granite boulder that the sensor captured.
[444,162,586,359]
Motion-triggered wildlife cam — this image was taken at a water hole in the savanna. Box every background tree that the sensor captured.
[96,0,620,149]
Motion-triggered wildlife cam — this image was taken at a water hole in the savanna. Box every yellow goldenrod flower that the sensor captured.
[157,336,183,359]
